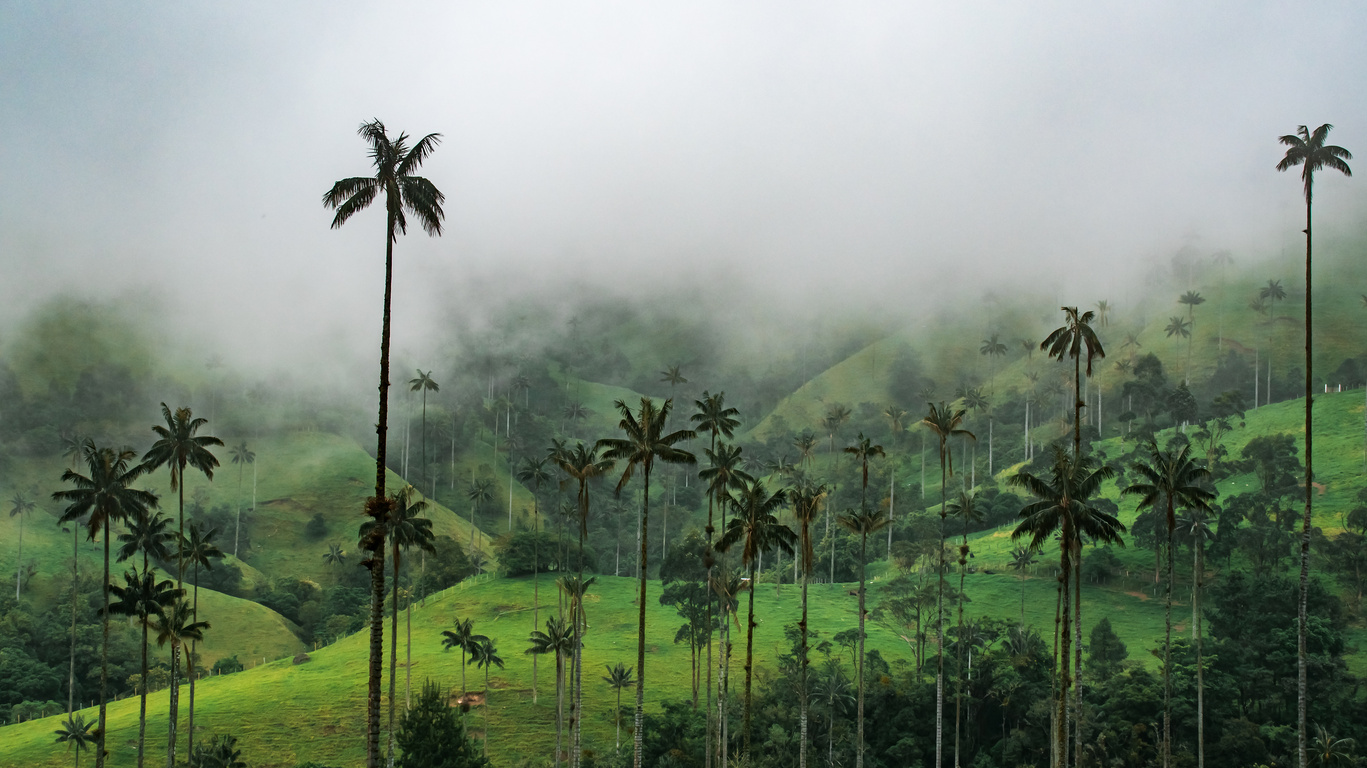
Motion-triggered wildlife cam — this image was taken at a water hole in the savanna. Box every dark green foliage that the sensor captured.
[304,513,328,541]
[1237,433,1302,499]
[413,536,475,593]
[211,656,244,676]
[496,531,597,577]
[395,681,490,768]
[1088,617,1128,681]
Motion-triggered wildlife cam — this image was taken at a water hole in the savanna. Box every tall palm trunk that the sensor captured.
[167,637,180,768]
[856,531,869,768]
[1194,534,1205,768]
[364,213,398,768]
[936,455,947,768]
[171,471,185,767]
[234,461,244,558]
[137,553,149,768]
[556,650,564,768]
[743,559,757,764]
[633,463,653,768]
[96,529,108,768]
[189,561,202,758]
[1056,513,1074,768]
[573,530,587,768]
[1163,514,1174,768]
[1297,195,1313,768]
[389,544,402,767]
[955,514,967,768]
[533,500,540,704]
[799,532,811,768]
[69,526,78,717]
[705,440,716,768]
[1073,539,1083,768]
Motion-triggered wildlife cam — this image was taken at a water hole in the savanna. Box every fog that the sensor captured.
[2,1,1365,376]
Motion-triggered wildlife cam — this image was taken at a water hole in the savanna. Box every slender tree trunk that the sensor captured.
[189,563,201,759]
[365,220,397,768]
[1057,516,1074,768]
[1297,198,1313,768]
[633,463,653,768]
[616,688,622,750]
[956,512,967,768]
[15,513,22,599]
[406,601,412,709]
[389,545,401,767]
[533,500,540,704]
[857,533,868,768]
[70,526,78,717]
[556,653,564,768]
[234,461,244,558]
[1194,537,1205,768]
[800,540,810,768]
[937,452,947,768]
[168,639,179,768]
[138,564,149,768]
[1163,515,1174,768]
[1073,540,1083,768]
[706,437,716,768]
[743,560,757,765]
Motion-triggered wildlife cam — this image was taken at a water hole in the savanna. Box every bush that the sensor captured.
[497,531,598,577]
[397,680,490,768]
[212,656,244,675]
[305,513,328,541]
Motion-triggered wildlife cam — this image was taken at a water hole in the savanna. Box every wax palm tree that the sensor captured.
[1124,439,1214,768]
[151,598,209,767]
[790,479,828,768]
[409,370,440,487]
[116,508,174,576]
[552,443,612,768]
[1009,546,1037,626]
[441,618,488,699]
[54,713,96,768]
[1279,123,1352,768]
[793,431,820,470]
[10,491,37,599]
[699,442,751,768]
[603,663,636,752]
[528,616,577,768]
[1311,724,1356,767]
[1094,300,1111,327]
[694,388,743,768]
[364,486,435,764]
[518,456,555,702]
[54,441,158,768]
[1041,307,1106,458]
[228,442,254,559]
[466,478,494,552]
[920,402,973,768]
[1260,279,1288,321]
[597,397,696,768]
[661,365,689,404]
[842,434,885,515]
[980,334,1008,395]
[1010,446,1119,768]
[179,522,222,757]
[1181,507,1214,768]
[325,119,444,768]
[821,404,852,459]
[323,543,347,569]
[559,575,597,767]
[836,508,888,768]
[108,567,177,768]
[945,491,983,768]
[715,479,795,765]
[468,639,505,755]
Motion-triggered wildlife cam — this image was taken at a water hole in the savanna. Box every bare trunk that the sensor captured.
[1297,197,1313,768]
[633,463,653,768]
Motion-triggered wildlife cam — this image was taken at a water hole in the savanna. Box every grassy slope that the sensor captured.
[1,569,1171,768]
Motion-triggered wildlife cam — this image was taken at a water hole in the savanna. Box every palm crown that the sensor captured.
[324,120,445,239]
[1276,124,1353,205]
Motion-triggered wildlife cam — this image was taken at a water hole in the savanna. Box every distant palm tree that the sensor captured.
[980,334,1008,395]
[468,639,505,755]
[1124,439,1214,768]
[1041,307,1106,460]
[842,434,885,515]
[1278,123,1352,768]
[602,663,636,752]
[1164,316,1192,383]
[597,397,696,768]
[228,442,255,558]
[1009,546,1037,626]
[466,478,494,553]
[151,598,209,767]
[1180,507,1214,768]
[441,618,489,698]
[945,490,983,768]
[179,523,222,757]
[1311,724,1357,767]
[518,456,555,702]
[365,485,435,764]
[528,616,577,767]
[559,574,597,767]
[920,401,973,768]
[53,713,95,768]
[323,543,347,569]
[10,491,36,599]
[54,440,159,768]
[1011,447,1119,768]
[837,508,889,768]
[660,365,689,405]
[790,478,828,768]
[552,443,613,768]
[1094,300,1111,327]
[108,567,177,768]
[409,370,440,487]
[716,479,795,765]
[324,119,445,768]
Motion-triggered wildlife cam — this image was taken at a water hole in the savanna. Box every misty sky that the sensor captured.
[2,1,1364,370]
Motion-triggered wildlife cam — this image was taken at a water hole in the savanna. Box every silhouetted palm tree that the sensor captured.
[54,440,159,768]
[837,508,888,768]
[518,456,555,701]
[53,713,95,768]
[603,663,636,752]
[1124,439,1214,768]
[1041,308,1106,458]
[466,478,494,553]
[945,490,983,768]
[1011,446,1120,768]
[920,402,973,768]
[528,616,577,768]
[10,491,36,599]
[441,617,489,700]
[597,397,696,768]
[409,370,440,487]
[108,567,176,768]
[323,543,347,570]
[228,442,254,558]
[468,639,505,755]
[151,598,209,767]
[325,119,445,768]
[1009,546,1037,626]
[179,522,222,757]
[1278,123,1352,768]
[716,479,795,765]
[790,478,828,768]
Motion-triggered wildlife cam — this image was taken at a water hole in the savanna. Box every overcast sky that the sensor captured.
[2,1,1364,370]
